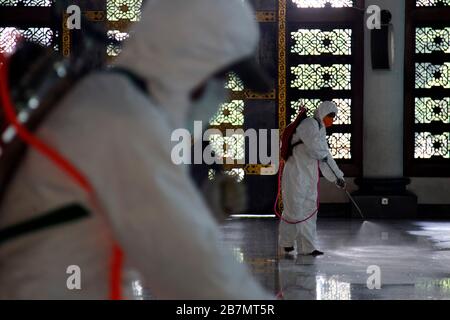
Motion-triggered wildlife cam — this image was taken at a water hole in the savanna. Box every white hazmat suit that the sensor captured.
[279,102,344,255]
[0,0,271,299]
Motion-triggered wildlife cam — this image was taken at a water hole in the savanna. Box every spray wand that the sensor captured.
[324,161,365,220]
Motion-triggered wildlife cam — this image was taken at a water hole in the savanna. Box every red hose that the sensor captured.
[0,52,123,300]
[110,246,124,300]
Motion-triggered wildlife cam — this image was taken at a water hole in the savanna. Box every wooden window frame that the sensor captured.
[404,0,450,177]
[282,0,365,177]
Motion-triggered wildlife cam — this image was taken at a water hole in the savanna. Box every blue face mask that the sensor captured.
[185,78,228,136]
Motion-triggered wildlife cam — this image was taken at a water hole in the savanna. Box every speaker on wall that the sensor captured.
[371,10,394,70]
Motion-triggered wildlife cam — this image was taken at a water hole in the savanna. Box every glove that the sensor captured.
[335,178,346,189]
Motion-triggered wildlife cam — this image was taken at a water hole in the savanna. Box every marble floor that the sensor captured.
[220,218,450,300]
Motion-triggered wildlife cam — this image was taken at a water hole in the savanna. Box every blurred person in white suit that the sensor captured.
[0,0,272,299]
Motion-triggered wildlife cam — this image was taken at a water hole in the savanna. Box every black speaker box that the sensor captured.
[371,10,394,70]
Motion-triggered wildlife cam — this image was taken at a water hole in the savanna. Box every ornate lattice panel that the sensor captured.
[224,168,245,182]
[106,0,144,58]
[291,64,352,90]
[415,98,450,123]
[0,27,56,54]
[291,29,352,56]
[415,132,450,159]
[415,63,450,89]
[291,0,355,8]
[287,16,359,161]
[328,133,352,159]
[210,100,245,127]
[225,72,245,92]
[208,168,245,183]
[405,1,450,175]
[107,0,143,22]
[208,73,246,180]
[409,13,450,164]
[209,134,246,162]
[0,0,52,6]
[416,0,450,6]
[416,27,450,54]
[107,30,129,57]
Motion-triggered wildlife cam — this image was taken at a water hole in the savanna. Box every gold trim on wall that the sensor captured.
[276,0,287,209]
[106,20,133,31]
[244,164,273,175]
[85,11,105,22]
[229,89,276,100]
[278,0,287,135]
[256,11,277,22]
[62,13,71,58]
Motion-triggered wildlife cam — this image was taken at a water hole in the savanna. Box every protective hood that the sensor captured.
[115,0,260,128]
[314,101,339,126]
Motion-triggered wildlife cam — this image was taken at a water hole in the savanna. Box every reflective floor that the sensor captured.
[220,218,450,300]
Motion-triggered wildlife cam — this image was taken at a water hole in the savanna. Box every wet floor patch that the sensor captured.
[221,218,450,300]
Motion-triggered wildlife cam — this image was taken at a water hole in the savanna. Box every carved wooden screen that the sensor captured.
[106,0,143,59]
[280,0,364,176]
[405,0,450,176]
[207,1,279,190]
[0,1,58,55]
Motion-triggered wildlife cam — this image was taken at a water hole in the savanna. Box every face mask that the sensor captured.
[323,116,334,128]
[185,78,227,136]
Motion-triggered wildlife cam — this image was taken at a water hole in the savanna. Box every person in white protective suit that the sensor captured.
[279,101,346,257]
[0,0,273,299]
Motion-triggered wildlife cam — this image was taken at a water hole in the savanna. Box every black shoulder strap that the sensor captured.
[0,204,89,246]
[315,117,322,128]
[292,140,303,148]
